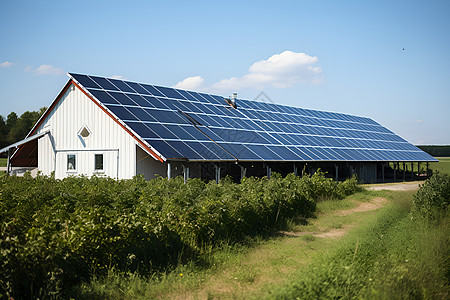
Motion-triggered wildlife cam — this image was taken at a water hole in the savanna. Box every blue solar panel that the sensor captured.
[90,76,119,91]
[69,73,437,162]
[72,74,101,89]
[109,92,136,106]
[127,82,151,95]
[108,78,135,93]
[141,84,164,97]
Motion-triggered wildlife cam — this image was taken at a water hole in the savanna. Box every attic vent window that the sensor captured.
[78,126,91,138]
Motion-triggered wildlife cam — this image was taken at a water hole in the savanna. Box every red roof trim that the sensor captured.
[24,79,163,163]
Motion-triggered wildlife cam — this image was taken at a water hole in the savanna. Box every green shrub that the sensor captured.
[413,172,450,222]
[0,171,359,299]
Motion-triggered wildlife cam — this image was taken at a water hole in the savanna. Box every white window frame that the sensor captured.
[94,153,104,173]
[66,153,77,172]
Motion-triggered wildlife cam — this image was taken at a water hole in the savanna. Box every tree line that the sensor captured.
[417,145,450,157]
[0,108,46,152]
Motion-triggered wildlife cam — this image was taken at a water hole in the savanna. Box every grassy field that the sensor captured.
[72,186,449,299]
[387,156,450,175]
[0,157,6,167]
[430,157,450,174]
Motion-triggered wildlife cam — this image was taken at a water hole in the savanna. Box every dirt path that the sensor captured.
[280,196,388,239]
[335,197,387,216]
[364,181,421,191]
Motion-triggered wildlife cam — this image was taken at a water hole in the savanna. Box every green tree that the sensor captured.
[6,112,18,129]
[9,111,39,142]
[0,115,7,149]
[0,108,46,150]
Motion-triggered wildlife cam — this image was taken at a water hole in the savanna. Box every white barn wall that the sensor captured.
[35,83,162,179]
[38,132,55,175]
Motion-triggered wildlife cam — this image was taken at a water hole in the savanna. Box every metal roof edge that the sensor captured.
[0,130,50,154]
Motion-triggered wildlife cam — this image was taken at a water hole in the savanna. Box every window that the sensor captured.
[78,126,91,139]
[95,154,103,171]
[67,154,76,171]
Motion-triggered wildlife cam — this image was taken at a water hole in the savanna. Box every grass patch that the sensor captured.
[301,234,316,242]
[430,157,450,174]
[0,157,6,167]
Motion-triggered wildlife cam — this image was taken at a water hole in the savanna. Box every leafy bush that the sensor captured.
[0,171,359,298]
[413,172,450,222]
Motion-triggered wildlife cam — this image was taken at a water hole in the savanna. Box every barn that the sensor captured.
[1,73,437,182]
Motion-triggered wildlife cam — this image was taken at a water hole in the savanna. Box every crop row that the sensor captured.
[0,171,359,298]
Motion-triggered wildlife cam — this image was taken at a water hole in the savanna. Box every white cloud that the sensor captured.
[110,75,127,80]
[249,51,319,75]
[413,119,423,124]
[174,51,323,93]
[174,76,205,90]
[0,61,14,68]
[26,64,65,75]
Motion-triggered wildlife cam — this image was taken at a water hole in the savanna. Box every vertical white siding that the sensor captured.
[34,83,162,179]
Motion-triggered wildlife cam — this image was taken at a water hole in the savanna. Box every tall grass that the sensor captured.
[268,178,449,299]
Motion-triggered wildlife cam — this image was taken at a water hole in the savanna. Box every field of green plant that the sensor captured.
[0,171,359,299]
[1,164,448,299]
[70,176,449,299]
[0,158,6,167]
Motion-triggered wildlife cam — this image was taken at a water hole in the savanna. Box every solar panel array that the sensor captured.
[69,73,436,162]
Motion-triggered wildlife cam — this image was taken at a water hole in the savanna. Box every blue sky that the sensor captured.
[1,0,449,144]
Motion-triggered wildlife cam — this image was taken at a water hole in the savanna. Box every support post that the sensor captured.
[417,162,420,177]
[382,163,385,183]
[335,164,338,181]
[402,162,406,181]
[6,148,12,175]
[240,165,247,181]
[293,164,298,176]
[167,161,171,180]
[215,165,221,184]
[183,165,189,183]
[426,162,429,177]
[393,162,396,181]
[374,163,377,183]
[411,162,414,180]
[266,165,271,179]
[362,163,365,183]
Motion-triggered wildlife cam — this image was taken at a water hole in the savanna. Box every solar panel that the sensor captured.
[69,73,437,162]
